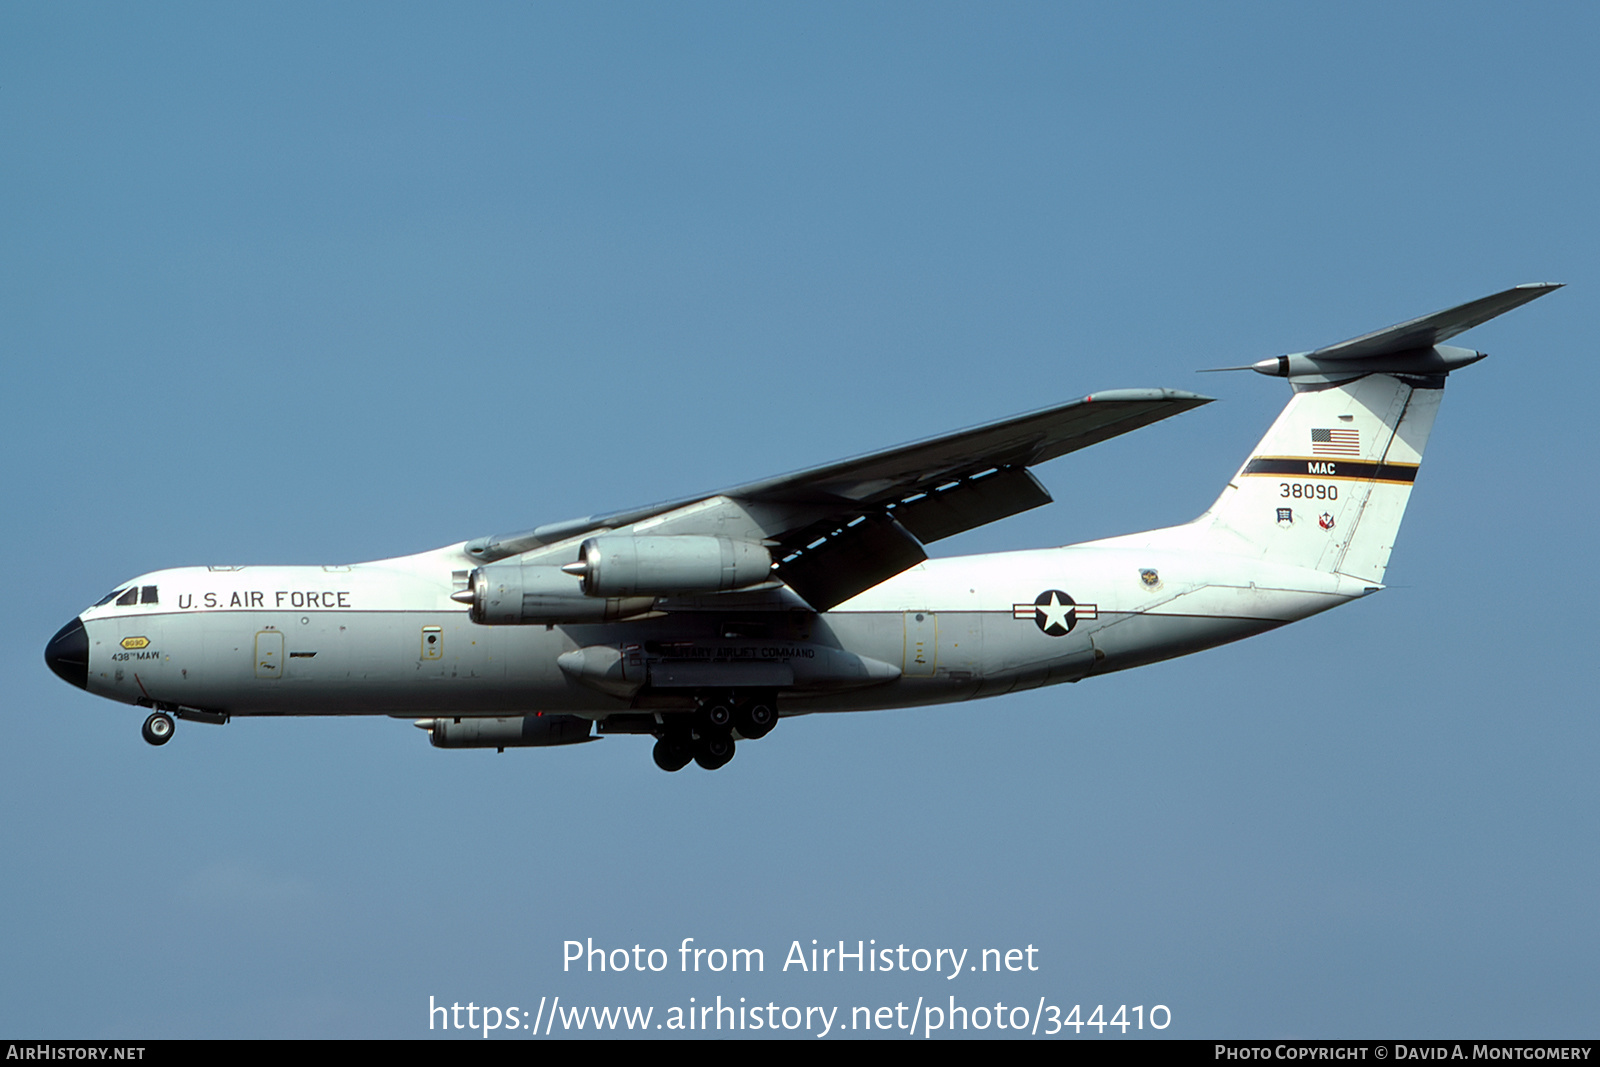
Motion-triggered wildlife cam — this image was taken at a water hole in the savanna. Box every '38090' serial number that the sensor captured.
[1280,482,1338,500]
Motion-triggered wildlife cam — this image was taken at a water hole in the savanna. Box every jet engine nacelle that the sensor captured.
[563,535,773,597]
[458,563,656,625]
[416,714,594,748]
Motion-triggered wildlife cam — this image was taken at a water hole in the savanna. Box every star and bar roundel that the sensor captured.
[1012,589,1098,637]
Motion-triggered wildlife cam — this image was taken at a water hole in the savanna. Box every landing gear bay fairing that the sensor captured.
[46,286,1559,771]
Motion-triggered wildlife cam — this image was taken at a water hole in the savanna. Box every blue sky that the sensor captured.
[3,2,1596,1038]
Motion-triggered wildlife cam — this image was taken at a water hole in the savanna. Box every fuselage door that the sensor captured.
[255,631,284,679]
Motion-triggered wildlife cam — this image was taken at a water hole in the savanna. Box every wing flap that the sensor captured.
[890,465,1053,544]
[773,514,928,611]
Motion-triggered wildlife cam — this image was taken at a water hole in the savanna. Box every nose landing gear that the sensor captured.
[141,711,175,746]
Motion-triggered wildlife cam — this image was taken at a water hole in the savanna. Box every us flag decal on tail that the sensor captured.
[1311,427,1360,455]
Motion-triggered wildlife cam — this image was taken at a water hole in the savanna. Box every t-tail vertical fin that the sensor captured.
[1197,374,1440,584]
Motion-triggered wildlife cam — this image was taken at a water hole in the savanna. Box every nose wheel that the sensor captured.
[141,711,175,746]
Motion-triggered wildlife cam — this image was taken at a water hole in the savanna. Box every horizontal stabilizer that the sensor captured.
[1306,283,1562,362]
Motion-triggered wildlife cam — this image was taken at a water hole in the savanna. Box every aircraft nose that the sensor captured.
[45,618,89,690]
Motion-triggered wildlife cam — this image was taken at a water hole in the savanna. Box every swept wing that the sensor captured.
[467,388,1212,609]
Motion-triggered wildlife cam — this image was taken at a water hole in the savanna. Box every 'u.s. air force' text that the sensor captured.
[177,590,352,609]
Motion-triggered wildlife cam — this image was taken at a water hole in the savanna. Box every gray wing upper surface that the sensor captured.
[467,388,1213,609]
[723,388,1213,507]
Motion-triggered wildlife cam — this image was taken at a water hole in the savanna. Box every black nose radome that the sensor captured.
[45,618,89,690]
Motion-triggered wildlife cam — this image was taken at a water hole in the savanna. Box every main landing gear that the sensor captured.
[651,691,778,773]
[141,711,175,746]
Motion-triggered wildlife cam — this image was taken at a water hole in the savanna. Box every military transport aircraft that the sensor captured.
[45,285,1559,771]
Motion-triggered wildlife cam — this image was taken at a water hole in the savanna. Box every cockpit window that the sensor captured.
[94,588,128,607]
[116,588,139,607]
[140,585,159,604]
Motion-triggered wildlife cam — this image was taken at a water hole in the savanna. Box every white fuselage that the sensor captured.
[71,528,1369,722]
